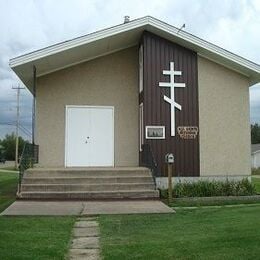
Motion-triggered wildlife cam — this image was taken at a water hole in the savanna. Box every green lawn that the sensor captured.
[1,170,260,259]
[252,177,260,193]
[100,205,260,260]
[0,166,17,171]
[0,171,75,260]
[0,170,18,212]
[252,168,260,175]
[0,217,75,259]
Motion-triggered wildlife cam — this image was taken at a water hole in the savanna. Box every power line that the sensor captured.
[0,122,31,139]
[18,127,31,138]
[20,124,32,132]
[0,122,15,126]
[19,127,32,137]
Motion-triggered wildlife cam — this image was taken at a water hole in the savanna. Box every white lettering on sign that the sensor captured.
[177,126,199,139]
[159,62,186,136]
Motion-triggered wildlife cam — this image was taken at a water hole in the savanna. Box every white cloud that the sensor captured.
[0,0,259,138]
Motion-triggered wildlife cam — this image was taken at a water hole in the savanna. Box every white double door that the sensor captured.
[66,106,114,167]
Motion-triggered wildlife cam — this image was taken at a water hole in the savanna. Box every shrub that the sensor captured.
[160,178,256,198]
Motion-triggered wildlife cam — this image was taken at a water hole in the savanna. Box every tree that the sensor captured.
[251,123,260,144]
[0,133,28,160]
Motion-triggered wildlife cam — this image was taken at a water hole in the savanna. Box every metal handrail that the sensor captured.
[140,144,158,182]
[18,143,39,193]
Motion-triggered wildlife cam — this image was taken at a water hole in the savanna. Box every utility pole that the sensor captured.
[12,85,25,169]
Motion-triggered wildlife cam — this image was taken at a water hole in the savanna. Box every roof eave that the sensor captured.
[9,16,260,90]
[9,16,150,68]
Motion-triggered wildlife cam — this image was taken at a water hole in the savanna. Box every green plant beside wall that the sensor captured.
[160,179,256,198]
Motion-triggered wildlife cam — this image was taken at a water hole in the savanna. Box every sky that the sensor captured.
[0,0,260,140]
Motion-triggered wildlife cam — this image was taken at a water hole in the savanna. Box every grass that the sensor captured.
[160,179,256,198]
[100,205,260,260]
[161,178,260,207]
[0,166,17,171]
[252,167,260,175]
[252,177,260,193]
[0,217,75,259]
[1,170,260,259]
[0,170,18,212]
[0,171,75,260]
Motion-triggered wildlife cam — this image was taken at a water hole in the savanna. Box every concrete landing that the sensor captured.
[82,200,174,215]
[0,200,174,216]
[0,201,84,216]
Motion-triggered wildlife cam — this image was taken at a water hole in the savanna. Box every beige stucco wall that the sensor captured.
[198,56,251,176]
[36,47,139,167]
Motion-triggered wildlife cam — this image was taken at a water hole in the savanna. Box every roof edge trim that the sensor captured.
[148,17,260,74]
[9,16,260,78]
[9,16,149,68]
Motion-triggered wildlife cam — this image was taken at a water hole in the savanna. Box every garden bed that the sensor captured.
[160,178,257,199]
[169,195,260,207]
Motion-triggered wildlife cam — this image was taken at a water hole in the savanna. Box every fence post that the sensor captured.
[165,153,174,204]
[168,163,173,204]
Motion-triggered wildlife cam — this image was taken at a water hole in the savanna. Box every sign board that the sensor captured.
[177,126,199,139]
[145,126,165,139]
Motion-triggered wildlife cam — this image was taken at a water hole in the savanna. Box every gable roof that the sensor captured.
[252,144,260,154]
[10,16,260,92]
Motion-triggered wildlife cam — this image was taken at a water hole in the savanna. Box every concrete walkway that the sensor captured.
[1,201,84,216]
[83,200,173,215]
[0,200,174,216]
[69,217,100,260]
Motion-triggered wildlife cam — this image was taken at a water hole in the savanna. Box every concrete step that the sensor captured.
[18,167,158,200]
[22,176,153,185]
[18,190,160,200]
[21,183,155,192]
[24,167,151,178]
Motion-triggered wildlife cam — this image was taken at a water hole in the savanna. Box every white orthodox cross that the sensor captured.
[159,62,186,136]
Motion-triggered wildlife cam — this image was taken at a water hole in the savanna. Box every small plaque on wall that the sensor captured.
[177,126,199,139]
[145,126,165,139]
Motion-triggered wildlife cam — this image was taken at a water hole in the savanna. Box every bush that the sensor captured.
[0,133,28,160]
[160,179,256,198]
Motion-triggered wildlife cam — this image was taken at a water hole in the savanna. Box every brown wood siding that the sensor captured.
[141,31,200,177]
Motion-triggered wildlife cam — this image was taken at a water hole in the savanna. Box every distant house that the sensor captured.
[252,144,260,168]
